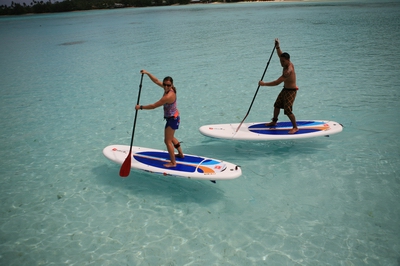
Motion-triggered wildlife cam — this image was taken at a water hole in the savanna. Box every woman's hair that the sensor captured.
[163,76,176,93]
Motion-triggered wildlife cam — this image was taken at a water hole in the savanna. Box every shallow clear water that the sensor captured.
[1,1,399,265]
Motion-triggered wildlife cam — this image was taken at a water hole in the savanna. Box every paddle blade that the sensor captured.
[119,152,132,177]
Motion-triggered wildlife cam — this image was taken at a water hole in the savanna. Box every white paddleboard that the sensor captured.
[199,120,343,141]
[103,145,242,181]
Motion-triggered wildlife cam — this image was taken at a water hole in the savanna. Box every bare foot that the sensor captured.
[175,153,184,159]
[288,128,299,134]
[265,121,277,127]
[164,162,177,168]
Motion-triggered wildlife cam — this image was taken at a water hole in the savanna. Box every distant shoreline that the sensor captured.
[0,0,344,16]
[0,0,343,8]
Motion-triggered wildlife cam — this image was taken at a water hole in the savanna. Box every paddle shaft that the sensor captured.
[128,73,144,149]
[119,73,144,177]
[236,46,276,132]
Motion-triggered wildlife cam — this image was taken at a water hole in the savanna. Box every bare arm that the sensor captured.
[135,91,176,110]
[275,38,282,57]
[140,69,163,88]
[259,76,285,87]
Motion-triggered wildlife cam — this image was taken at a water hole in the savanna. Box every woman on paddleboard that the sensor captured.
[135,69,184,168]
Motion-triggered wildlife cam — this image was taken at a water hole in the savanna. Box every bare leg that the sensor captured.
[172,138,184,158]
[265,108,280,126]
[287,113,298,134]
[164,126,177,167]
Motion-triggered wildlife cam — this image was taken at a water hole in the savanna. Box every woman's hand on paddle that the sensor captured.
[135,104,141,110]
[140,69,163,87]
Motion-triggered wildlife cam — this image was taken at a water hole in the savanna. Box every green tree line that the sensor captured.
[1,0,242,15]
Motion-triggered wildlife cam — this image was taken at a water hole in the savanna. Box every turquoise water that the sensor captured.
[1,1,400,265]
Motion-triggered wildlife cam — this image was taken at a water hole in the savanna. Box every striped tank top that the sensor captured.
[163,91,179,118]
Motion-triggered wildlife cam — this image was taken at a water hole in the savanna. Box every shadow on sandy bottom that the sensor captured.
[92,163,227,206]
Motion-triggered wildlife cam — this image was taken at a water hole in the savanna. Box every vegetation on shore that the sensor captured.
[0,0,253,15]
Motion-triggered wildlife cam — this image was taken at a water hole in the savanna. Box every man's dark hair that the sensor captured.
[280,52,290,60]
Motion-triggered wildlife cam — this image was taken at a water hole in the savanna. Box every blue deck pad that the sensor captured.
[250,128,322,135]
[134,154,197,172]
[200,159,220,165]
[133,151,221,173]
[248,121,325,129]
[139,151,203,162]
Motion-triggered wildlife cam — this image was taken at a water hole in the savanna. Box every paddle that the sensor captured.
[119,73,144,177]
[236,45,276,132]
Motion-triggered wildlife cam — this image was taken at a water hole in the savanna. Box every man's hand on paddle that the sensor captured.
[275,38,280,49]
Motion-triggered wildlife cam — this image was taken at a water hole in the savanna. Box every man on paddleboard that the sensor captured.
[259,38,299,134]
[135,70,184,168]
